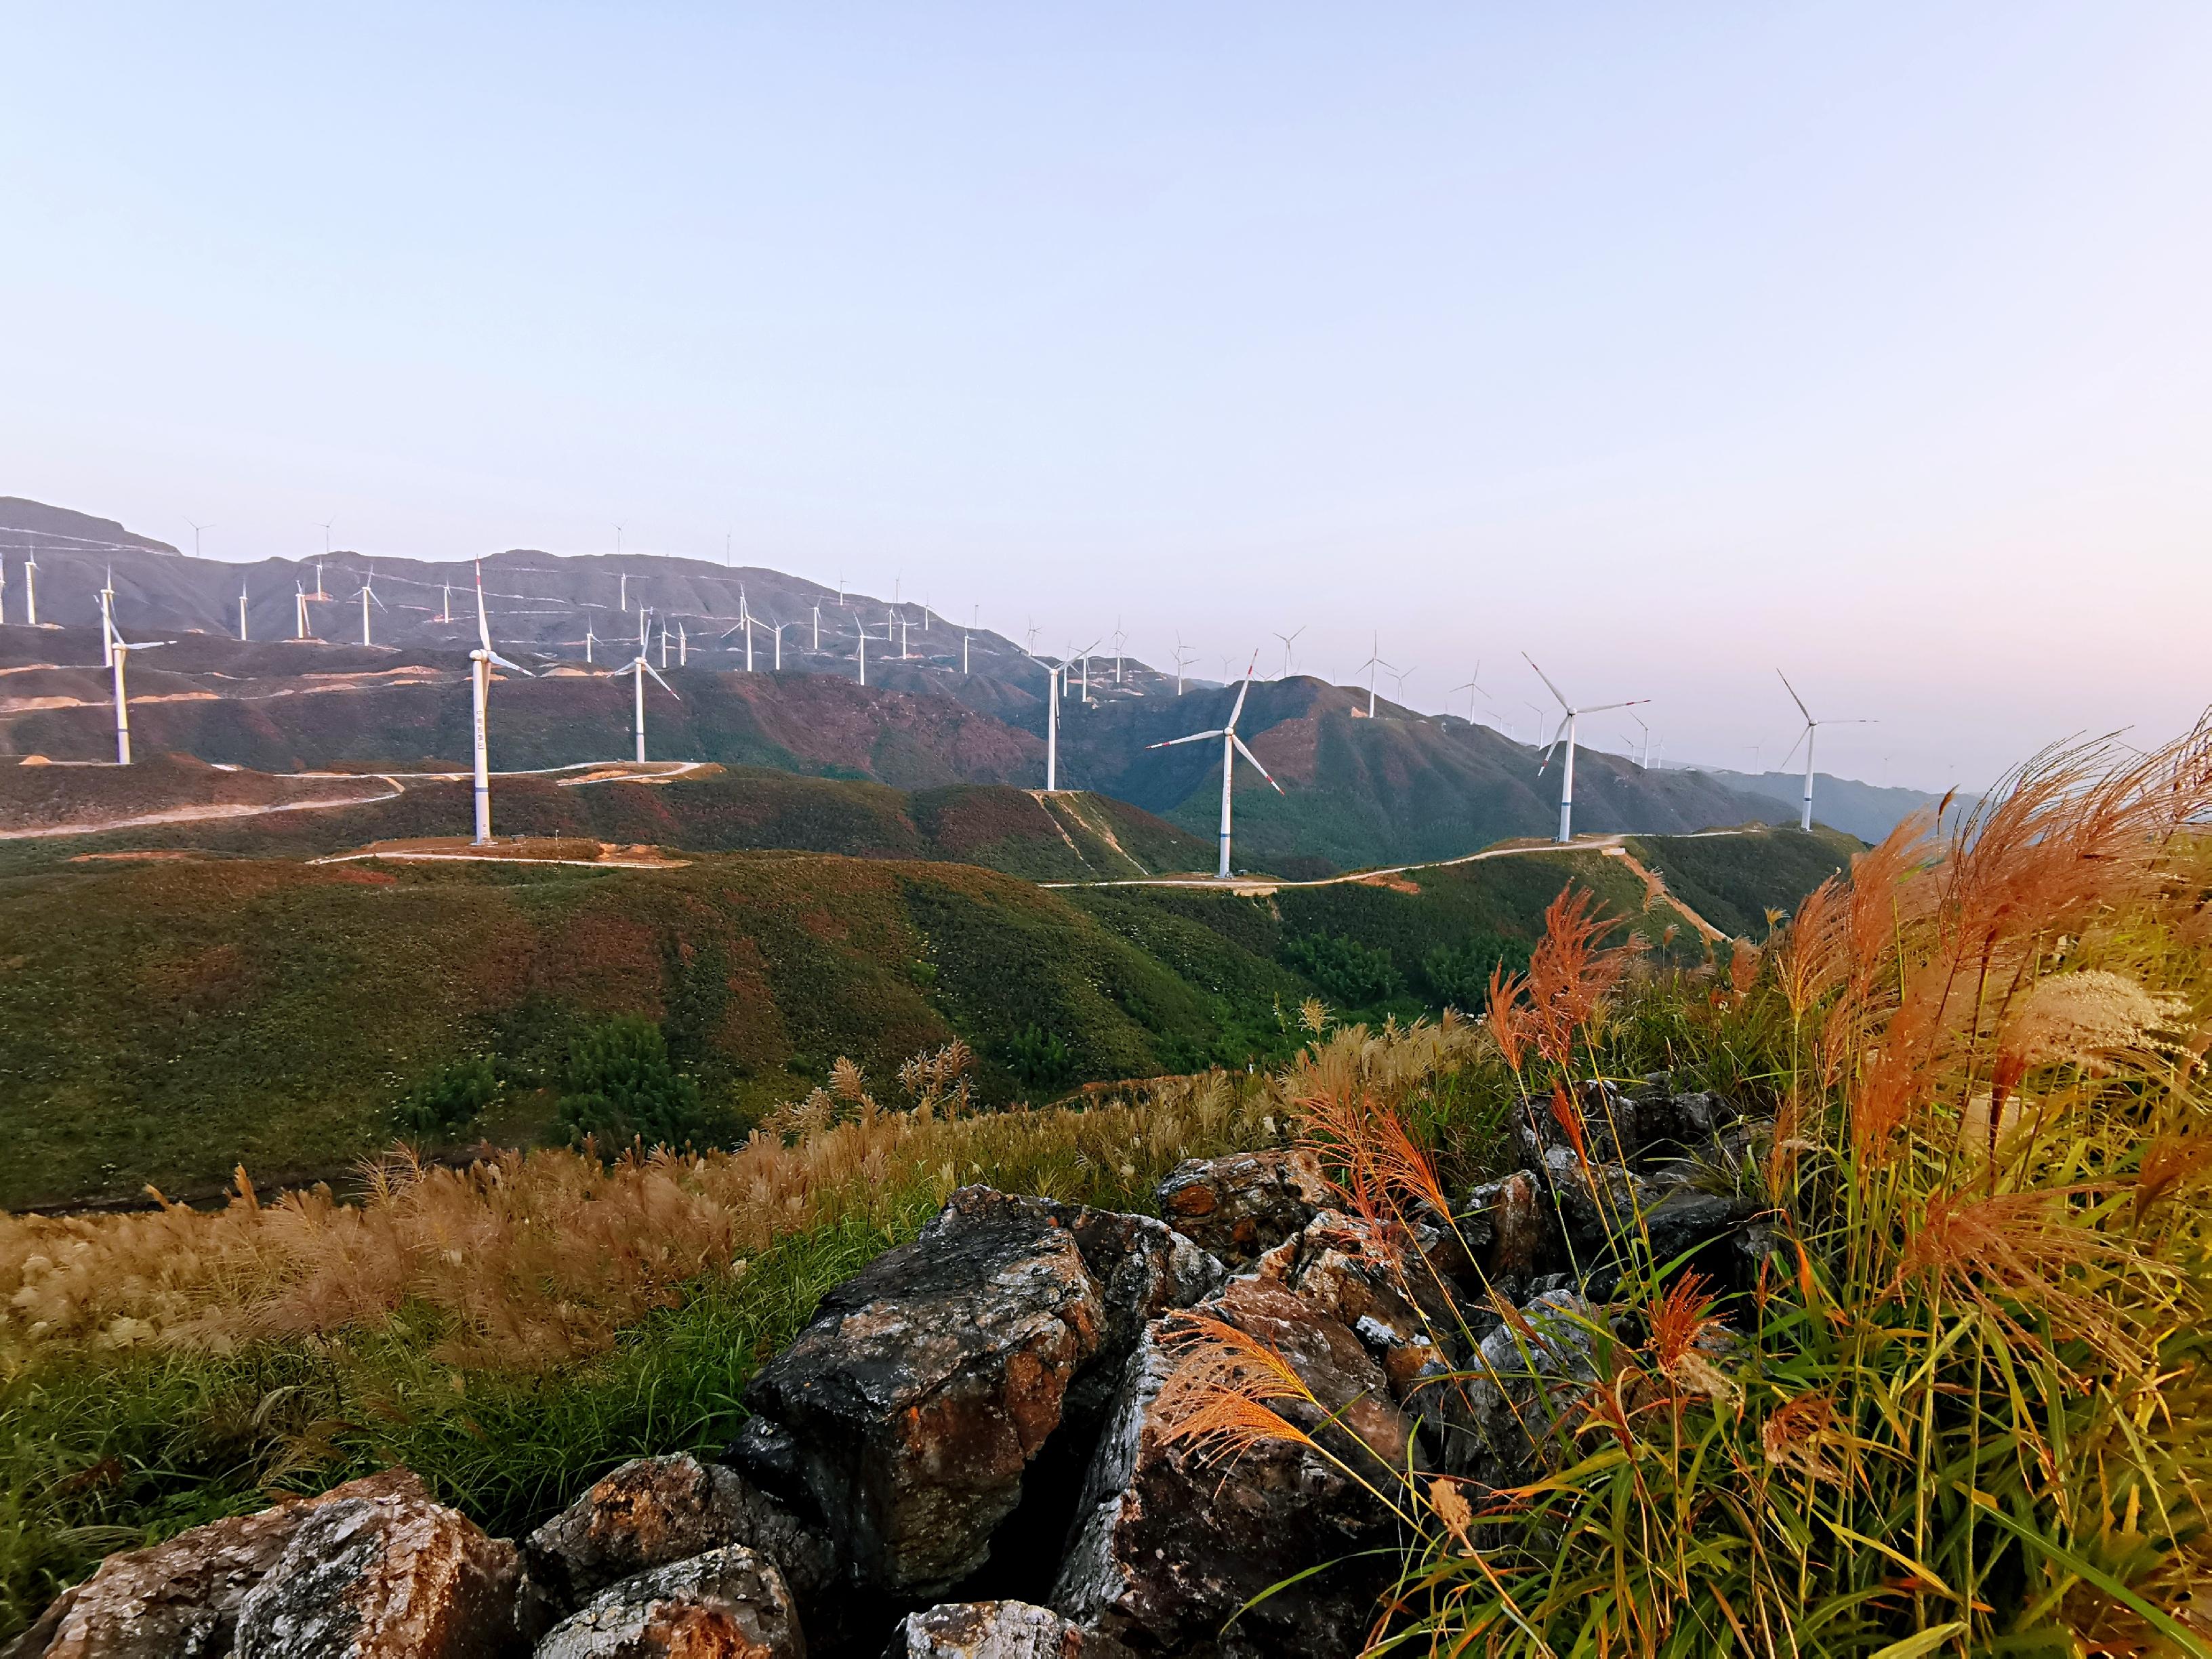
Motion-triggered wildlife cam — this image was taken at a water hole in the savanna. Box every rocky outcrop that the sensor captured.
[533,1547,802,1659]
[883,1600,1128,1659]
[1153,1149,1332,1267]
[728,1186,1108,1599]
[229,1481,522,1658]
[523,1455,834,1614]
[1053,1276,1415,1656]
[11,1469,431,1659]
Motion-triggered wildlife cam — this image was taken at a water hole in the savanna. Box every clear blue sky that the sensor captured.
[5,4,2208,787]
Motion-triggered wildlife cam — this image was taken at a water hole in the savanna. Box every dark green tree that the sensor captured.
[556,1015,729,1153]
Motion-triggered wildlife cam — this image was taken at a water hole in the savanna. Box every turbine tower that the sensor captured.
[1778,671,1875,832]
[1271,626,1305,680]
[237,579,250,642]
[468,565,535,844]
[1526,653,1648,844]
[98,567,117,665]
[353,571,386,646]
[107,627,172,764]
[293,582,312,640]
[1027,641,1098,792]
[1147,657,1284,880]
[22,548,37,627]
[609,633,679,762]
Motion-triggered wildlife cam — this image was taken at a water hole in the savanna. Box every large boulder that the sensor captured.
[1033,1200,1224,1414]
[882,1600,1128,1659]
[230,1479,521,1658]
[533,1547,802,1659]
[1458,1288,1607,1490]
[1153,1151,1332,1267]
[728,1187,1105,1599]
[12,1470,429,1659]
[1053,1277,1416,1657]
[523,1455,834,1615]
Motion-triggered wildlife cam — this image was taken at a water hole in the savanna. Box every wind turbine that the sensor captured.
[962,605,977,675]
[1271,626,1305,680]
[354,571,386,645]
[441,580,453,624]
[107,626,172,764]
[1147,656,1284,880]
[468,564,534,844]
[1448,663,1489,722]
[1355,632,1393,716]
[1172,635,1195,695]
[98,567,117,665]
[768,619,784,670]
[20,548,33,626]
[1778,671,1875,832]
[678,622,689,668]
[293,582,312,640]
[857,616,868,687]
[188,521,210,560]
[583,623,596,664]
[1526,653,1648,844]
[237,578,250,642]
[811,605,823,653]
[1623,711,1652,769]
[609,627,679,763]
[1028,642,1098,792]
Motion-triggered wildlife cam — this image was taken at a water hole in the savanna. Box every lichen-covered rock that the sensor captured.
[1033,1198,1223,1417]
[1153,1149,1332,1267]
[230,1482,521,1658]
[731,1186,1105,1599]
[882,1600,1128,1659]
[1458,1288,1607,1490]
[1247,1210,1458,1401]
[523,1455,834,1614]
[532,1547,802,1659]
[14,1470,429,1659]
[1464,1170,1559,1287]
[1053,1277,1415,1656]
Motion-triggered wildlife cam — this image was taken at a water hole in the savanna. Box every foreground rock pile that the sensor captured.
[12,1079,1767,1658]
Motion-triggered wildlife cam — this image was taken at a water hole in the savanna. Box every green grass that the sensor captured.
[1626,825,1862,938]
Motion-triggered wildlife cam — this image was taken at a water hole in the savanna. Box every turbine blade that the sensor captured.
[474,563,492,651]
[1536,716,1569,774]
[1147,729,1226,750]
[487,650,534,676]
[1778,729,1807,772]
[1227,676,1250,731]
[1522,652,1570,711]
[643,661,680,700]
[1231,733,1284,794]
[1582,698,1650,714]
[1777,669,1811,722]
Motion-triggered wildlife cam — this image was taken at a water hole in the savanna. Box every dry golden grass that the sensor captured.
[1,1069,1270,1369]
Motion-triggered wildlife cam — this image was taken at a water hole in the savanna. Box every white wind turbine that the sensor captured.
[1623,711,1652,769]
[609,623,679,763]
[1147,657,1284,880]
[962,605,977,675]
[353,570,386,645]
[468,564,534,844]
[856,615,869,686]
[1448,663,1490,723]
[237,578,250,642]
[811,604,823,653]
[22,547,37,626]
[106,621,172,765]
[1526,653,1649,844]
[293,582,312,640]
[1271,626,1305,680]
[1355,632,1393,716]
[1172,635,1195,695]
[1778,671,1875,832]
[678,622,689,668]
[1027,641,1098,792]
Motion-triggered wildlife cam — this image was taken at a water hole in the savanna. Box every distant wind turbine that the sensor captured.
[1778,671,1875,832]
[353,571,386,646]
[1271,626,1305,680]
[293,582,312,640]
[237,578,250,642]
[468,564,534,844]
[678,622,689,669]
[1624,711,1652,769]
[812,605,823,653]
[188,521,209,560]
[1028,642,1098,791]
[107,626,172,764]
[20,548,33,627]
[98,567,117,665]
[609,626,679,763]
[1447,663,1489,722]
[1526,653,1649,844]
[1355,632,1393,717]
[1147,656,1284,880]
[963,605,977,675]
[856,617,868,687]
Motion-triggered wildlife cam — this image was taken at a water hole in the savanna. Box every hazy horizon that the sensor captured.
[5,5,2208,792]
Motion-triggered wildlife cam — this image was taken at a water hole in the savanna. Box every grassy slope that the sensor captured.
[0,769,1214,884]
[0,842,1750,1210]
[1626,826,1862,938]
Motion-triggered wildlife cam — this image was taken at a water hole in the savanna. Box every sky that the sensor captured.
[4,4,2209,790]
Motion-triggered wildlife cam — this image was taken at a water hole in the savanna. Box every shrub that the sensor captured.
[1003,1023,1074,1091]
[394,1057,501,1136]
[1282,931,1403,1007]
[1418,931,1530,1011]
[556,1016,727,1153]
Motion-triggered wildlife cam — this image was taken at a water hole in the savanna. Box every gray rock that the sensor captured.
[523,1454,834,1614]
[533,1547,802,1659]
[882,1600,1129,1658]
[1460,1289,1607,1490]
[231,1482,521,1658]
[1035,1198,1224,1416]
[1153,1149,1333,1266]
[732,1186,1105,1599]
[1641,1187,1761,1271]
[1054,1276,1414,1656]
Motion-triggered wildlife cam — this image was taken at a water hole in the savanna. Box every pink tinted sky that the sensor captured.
[3,4,2207,789]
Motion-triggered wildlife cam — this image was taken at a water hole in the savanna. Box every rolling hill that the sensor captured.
[0,831,1852,1210]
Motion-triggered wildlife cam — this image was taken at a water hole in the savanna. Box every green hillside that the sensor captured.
[0,843,1742,1210]
[1628,825,1863,938]
[0,766,1214,885]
